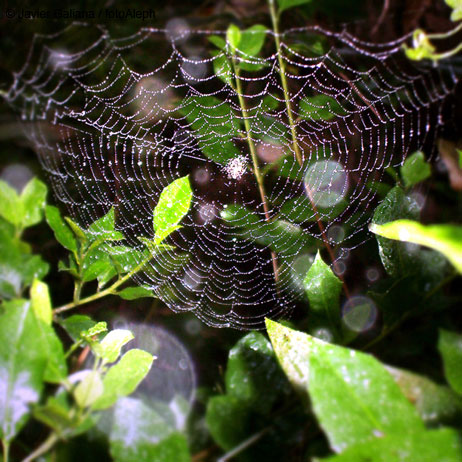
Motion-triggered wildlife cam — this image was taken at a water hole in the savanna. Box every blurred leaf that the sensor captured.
[92,349,154,410]
[438,329,462,395]
[99,329,134,364]
[0,180,20,227]
[280,197,347,223]
[221,204,315,255]
[60,314,98,343]
[30,279,52,325]
[319,427,462,462]
[370,220,462,274]
[206,395,250,451]
[400,151,431,187]
[45,205,77,252]
[74,371,104,408]
[0,300,48,442]
[208,35,226,50]
[19,178,47,228]
[110,397,190,462]
[225,332,289,414]
[212,53,233,86]
[304,251,342,334]
[446,0,462,21]
[277,0,312,13]
[179,95,241,164]
[153,176,193,244]
[226,24,241,51]
[118,286,154,300]
[33,396,73,435]
[266,320,424,452]
[371,186,420,278]
[238,25,267,57]
[299,95,346,121]
[387,366,462,425]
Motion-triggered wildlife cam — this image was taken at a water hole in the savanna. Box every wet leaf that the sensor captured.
[299,95,346,121]
[370,220,462,274]
[153,176,193,244]
[118,286,154,300]
[266,320,424,452]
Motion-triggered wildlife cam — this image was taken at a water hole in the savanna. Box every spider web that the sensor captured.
[4,23,457,328]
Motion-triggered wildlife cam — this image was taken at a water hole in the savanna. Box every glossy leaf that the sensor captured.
[319,427,462,462]
[238,25,267,57]
[438,329,462,395]
[266,320,424,452]
[99,329,134,364]
[226,24,241,50]
[92,349,154,410]
[212,53,233,86]
[370,220,462,274]
[370,186,420,277]
[0,300,48,441]
[153,176,193,244]
[87,208,124,242]
[400,151,431,187]
[304,251,342,329]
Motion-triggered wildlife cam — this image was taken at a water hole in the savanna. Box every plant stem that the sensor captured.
[21,433,59,462]
[232,57,280,283]
[217,427,270,462]
[2,439,9,462]
[54,254,152,315]
[268,0,349,295]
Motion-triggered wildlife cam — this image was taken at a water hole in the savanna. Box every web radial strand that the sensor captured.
[5,23,457,328]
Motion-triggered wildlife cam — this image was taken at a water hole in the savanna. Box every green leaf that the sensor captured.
[226,24,241,51]
[92,349,154,410]
[304,251,342,333]
[208,35,226,50]
[400,151,431,187]
[206,395,250,451]
[118,286,154,300]
[212,53,233,86]
[74,371,104,408]
[238,25,267,57]
[446,0,462,21]
[87,208,124,242]
[64,216,87,241]
[99,329,134,364]
[277,0,312,14]
[221,204,315,256]
[299,95,346,121]
[153,176,193,244]
[280,197,347,223]
[0,300,48,441]
[33,396,73,435]
[387,366,462,424]
[0,180,20,227]
[370,186,420,278]
[109,397,190,462]
[319,427,462,462]
[266,320,424,452]
[20,178,47,228]
[60,314,98,343]
[369,220,462,274]
[438,329,462,395]
[179,95,241,164]
[30,279,52,325]
[45,206,77,252]
[225,332,289,414]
